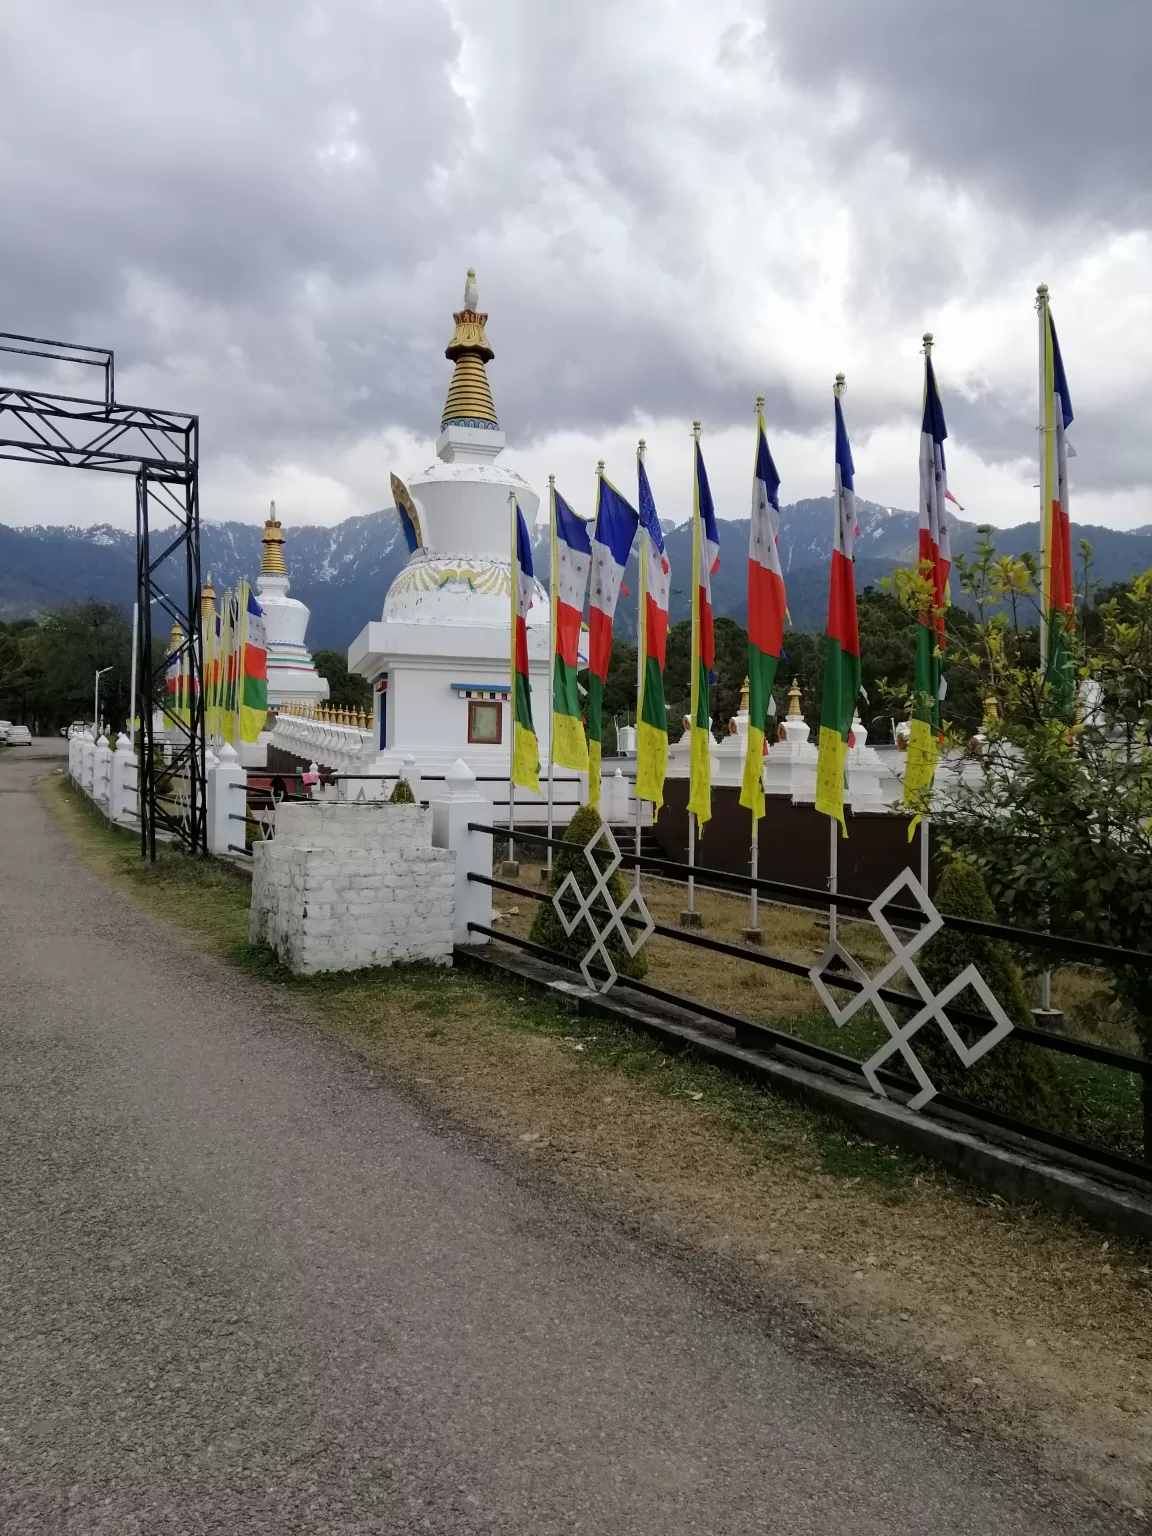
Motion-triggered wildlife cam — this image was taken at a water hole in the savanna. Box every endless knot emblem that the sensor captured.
[808,869,1015,1110]
[552,821,654,994]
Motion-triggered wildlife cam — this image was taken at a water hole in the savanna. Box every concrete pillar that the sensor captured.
[110,733,138,826]
[400,753,423,804]
[93,734,113,808]
[82,731,97,797]
[430,758,493,946]
[207,741,248,858]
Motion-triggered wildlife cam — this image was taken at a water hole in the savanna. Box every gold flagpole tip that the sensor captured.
[755,395,765,411]
[922,331,933,346]
[596,459,605,475]
[833,372,846,397]
[691,419,701,431]
[1036,282,1049,296]
[548,472,555,487]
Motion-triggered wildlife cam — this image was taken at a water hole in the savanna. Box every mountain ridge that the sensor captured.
[4,499,1152,650]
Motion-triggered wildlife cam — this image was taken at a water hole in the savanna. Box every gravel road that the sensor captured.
[0,745,1137,1534]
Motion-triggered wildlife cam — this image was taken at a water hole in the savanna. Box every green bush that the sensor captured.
[529,804,648,980]
[389,776,415,804]
[912,858,1072,1131]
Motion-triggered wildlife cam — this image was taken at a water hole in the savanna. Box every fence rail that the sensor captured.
[465,822,1152,1176]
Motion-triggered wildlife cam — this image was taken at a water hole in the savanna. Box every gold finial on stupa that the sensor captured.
[739,676,750,714]
[984,694,1000,725]
[200,572,216,623]
[441,268,498,432]
[261,500,287,576]
[787,678,803,718]
[169,618,184,651]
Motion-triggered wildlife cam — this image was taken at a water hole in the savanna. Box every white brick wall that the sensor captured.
[250,802,456,974]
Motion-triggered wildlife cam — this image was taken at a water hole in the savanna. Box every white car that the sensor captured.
[6,725,32,745]
[0,720,11,743]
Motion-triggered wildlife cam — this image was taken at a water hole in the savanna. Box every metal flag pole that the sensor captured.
[1037,283,1050,677]
[683,420,702,925]
[829,816,838,946]
[1035,283,1056,1020]
[828,374,845,947]
[506,489,517,874]
[546,473,557,880]
[634,438,647,896]
[746,396,764,941]
[919,334,934,896]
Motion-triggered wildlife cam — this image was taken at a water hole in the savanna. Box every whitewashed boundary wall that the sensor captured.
[250,801,455,975]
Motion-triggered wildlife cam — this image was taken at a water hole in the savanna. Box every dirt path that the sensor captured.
[0,747,1141,1533]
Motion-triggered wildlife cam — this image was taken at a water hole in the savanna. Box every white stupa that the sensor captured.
[256,505,329,709]
[348,269,552,773]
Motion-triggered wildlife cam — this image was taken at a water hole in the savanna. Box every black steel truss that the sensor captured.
[0,331,205,857]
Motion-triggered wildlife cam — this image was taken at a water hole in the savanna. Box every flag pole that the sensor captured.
[746,395,764,943]
[828,376,844,945]
[1035,284,1055,1016]
[682,420,702,926]
[546,473,557,881]
[920,334,933,896]
[1037,283,1050,676]
[634,439,647,896]
[506,490,518,874]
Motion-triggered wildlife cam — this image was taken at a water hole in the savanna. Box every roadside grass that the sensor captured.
[504,869,1145,1158]
[46,774,1152,1517]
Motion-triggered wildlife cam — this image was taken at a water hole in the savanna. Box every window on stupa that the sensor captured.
[468,700,502,744]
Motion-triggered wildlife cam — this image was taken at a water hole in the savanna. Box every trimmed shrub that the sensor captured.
[529,804,648,980]
[389,776,415,804]
[912,858,1072,1130]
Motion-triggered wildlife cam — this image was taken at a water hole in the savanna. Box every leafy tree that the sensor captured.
[0,603,131,733]
[928,533,1152,1051]
[313,648,372,713]
[915,859,1072,1130]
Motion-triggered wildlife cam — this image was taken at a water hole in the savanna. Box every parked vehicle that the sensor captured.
[0,720,11,743]
[6,725,32,745]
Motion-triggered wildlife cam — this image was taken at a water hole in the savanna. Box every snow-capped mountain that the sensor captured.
[4,498,1152,646]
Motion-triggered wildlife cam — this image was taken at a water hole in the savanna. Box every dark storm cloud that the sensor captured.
[768,0,1152,228]
[0,0,1148,523]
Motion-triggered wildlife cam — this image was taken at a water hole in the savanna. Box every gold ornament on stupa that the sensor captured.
[261,500,287,577]
[441,267,499,432]
[200,572,217,623]
[787,678,803,717]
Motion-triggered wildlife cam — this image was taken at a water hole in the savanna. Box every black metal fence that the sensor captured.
[465,822,1152,1185]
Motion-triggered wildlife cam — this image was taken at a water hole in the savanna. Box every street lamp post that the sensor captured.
[94,665,113,735]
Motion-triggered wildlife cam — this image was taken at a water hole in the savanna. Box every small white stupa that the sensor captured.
[256,504,329,709]
[349,268,551,772]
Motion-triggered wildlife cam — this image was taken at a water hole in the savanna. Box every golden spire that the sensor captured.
[787,678,803,718]
[261,500,287,576]
[200,572,216,622]
[441,267,499,432]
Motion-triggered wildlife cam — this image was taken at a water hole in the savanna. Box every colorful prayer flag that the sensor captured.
[740,403,786,822]
[1041,293,1075,714]
[688,432,721,830]
[903,349,952,815]
[239,582,269,744]
[636,454,670,808]
[814,386,861,834]
[587,471,638,810]
[511,500,540,793]
[550,484,591,773]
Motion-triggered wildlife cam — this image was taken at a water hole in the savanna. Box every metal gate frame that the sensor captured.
[0,331,204,856]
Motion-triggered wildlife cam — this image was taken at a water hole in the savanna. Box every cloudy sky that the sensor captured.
[1,0,1149,534]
